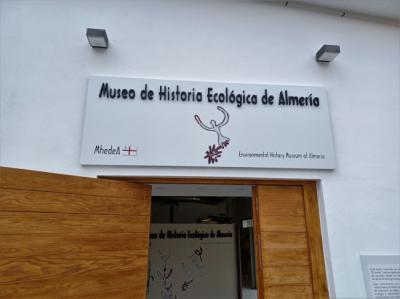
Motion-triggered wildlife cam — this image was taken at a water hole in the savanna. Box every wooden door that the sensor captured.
[0,167,152,299]
[253,183,328,299]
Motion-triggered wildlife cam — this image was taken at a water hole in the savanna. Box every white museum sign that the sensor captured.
[361,255,400,298]
[80,76,336,169]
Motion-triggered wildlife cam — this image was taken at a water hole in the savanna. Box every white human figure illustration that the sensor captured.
[194,106,230,147]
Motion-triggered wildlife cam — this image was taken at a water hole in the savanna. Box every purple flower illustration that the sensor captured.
[195,106,231,164]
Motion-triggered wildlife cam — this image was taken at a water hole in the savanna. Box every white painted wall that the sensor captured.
[1,1,399,298]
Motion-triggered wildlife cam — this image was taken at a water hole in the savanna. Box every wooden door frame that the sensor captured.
[102,176,329,299]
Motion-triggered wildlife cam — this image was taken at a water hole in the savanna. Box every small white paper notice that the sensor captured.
[361,255,400,298]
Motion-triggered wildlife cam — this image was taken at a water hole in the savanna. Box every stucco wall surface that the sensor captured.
[1,1,399,298]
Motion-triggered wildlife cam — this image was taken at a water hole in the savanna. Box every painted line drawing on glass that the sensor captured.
[194,106,231,164]
[148,244,207,297]
[147,260,154,295]
[157,251,177,299]
[181,262,194,291]
[193,246,203,263]
[191,246,205,277]
[180,246,206,292]
[147,241,154,296]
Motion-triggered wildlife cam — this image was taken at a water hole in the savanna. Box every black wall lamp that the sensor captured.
[86,28,109,49]
[316,45,340,62]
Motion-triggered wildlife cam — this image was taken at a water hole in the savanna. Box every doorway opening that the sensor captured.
[146,184,258,299]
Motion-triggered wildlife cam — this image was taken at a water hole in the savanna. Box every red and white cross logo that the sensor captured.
[122,146,137,156]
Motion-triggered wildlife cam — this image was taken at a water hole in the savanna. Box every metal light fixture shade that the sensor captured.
[316,45,340,62]
[86,28,109,49]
